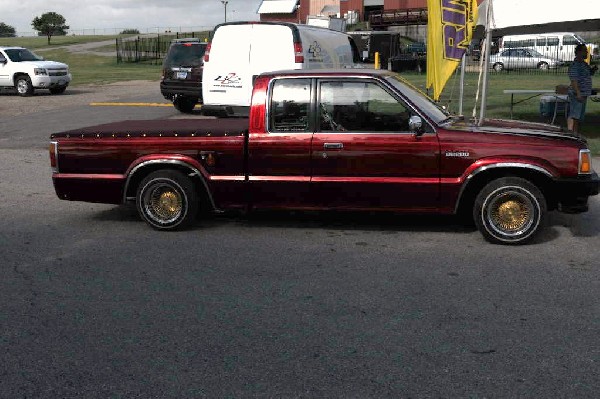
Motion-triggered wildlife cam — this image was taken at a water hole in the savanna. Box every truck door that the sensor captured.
[311,78,440,210]
[246,78,314,208]
[0,51,10,86]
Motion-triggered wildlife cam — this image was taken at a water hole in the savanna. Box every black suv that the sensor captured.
[160,38,207,113]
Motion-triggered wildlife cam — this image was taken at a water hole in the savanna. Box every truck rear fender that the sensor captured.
[454,160,557,215]
[123,155,217,211]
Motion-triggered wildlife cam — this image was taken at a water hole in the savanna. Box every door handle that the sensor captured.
[323,142,344,150]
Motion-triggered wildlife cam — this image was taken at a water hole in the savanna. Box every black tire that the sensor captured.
[49,86,67,95]
[15,75,34,96]
[493,63,503,72]
[538,62,549,70]
[473,177,547,245]
[136,170,199,230]
[173,96,197,113]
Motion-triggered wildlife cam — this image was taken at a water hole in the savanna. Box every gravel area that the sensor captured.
[0,80,162,117]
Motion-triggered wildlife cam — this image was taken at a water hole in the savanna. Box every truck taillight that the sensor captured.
[204,42,212,62]
[579,149,592,174]
[49,141,58,173]
[294,42,304,63]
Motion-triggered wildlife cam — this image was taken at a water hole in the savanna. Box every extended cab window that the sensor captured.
[319,80,411,132]
[269,79,311,133]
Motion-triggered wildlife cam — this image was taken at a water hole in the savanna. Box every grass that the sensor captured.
[0,34,133,49]
[39,49,161,85]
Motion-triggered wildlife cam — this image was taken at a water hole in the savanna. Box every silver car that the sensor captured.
[489,48,562,71]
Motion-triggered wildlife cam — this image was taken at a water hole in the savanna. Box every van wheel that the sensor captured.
[538,62,549,70]
[136,170,199,230]
[173,96,197,113]
[15,75,34,96]
[493,63,504,72]
[473,177,546,245]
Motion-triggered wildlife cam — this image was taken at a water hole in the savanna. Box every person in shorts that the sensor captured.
[567,44,597,134]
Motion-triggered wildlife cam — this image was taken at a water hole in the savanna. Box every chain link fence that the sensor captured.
[116,31,210,64]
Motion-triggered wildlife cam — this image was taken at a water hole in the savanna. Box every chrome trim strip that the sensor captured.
[124,159,218,210]
[454,163,554,213]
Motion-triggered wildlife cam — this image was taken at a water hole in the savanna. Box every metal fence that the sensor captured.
[116,32,210,64]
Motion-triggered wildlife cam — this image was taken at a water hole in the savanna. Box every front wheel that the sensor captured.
[493,63,504,72]
[538,62,549,70]
[15,76,34,96]
[473,177,547,245]
[136,170,199,230]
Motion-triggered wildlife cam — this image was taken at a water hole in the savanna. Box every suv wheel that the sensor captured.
[173,96,198,113]
[15,75,34,96]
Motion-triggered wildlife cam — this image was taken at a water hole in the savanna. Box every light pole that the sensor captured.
[221,0,229,23]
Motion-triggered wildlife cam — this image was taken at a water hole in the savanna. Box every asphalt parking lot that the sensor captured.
[1,83,600,398]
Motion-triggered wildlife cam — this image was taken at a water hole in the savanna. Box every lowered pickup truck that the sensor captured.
[50,69,599,244]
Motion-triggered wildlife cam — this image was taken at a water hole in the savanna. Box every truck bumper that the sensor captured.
[32,74,71,89]
[555,172,600,213]
[53,174,124,205]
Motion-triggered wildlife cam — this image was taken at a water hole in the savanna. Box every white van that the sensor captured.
[500,32,598,62]
[201,22,360,116]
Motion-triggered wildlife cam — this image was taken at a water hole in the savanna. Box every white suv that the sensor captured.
[0,46,71,96]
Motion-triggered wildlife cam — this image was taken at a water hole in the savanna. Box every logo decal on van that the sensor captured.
[308,41,323,62]
[213,73,242,88]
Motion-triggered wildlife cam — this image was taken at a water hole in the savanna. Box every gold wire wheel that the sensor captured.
[148,186,182,223]
[488,192,534,235]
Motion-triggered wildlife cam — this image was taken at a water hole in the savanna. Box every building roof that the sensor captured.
[257,0,299,15]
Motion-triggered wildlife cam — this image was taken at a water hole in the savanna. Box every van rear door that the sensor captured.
[202,24,252,108]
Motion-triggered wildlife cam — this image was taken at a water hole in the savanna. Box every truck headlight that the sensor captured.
[34,68,48,76]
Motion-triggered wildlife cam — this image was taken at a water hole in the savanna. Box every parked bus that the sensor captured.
[499,32,598,62]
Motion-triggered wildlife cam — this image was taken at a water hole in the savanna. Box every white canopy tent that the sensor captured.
[473,0,600,124]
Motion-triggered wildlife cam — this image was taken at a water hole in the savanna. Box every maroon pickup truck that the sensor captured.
[49,69,599,244]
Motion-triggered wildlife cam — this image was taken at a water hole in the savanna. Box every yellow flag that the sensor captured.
[426,0,478,100]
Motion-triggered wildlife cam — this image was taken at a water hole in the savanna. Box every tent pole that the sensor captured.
[459,54,466,116]
[478,9,493,125]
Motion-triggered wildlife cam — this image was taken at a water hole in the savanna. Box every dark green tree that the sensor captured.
[32,12,69,44]
[0,22,16,37]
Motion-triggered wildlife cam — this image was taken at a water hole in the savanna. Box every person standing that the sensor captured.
[567,44,597,134]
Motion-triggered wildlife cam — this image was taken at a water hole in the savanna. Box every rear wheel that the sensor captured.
[136,170,199,230]
[473,177,547,245]
[15,75,34,96]
[173,96,198,113]
[493,63,504,72]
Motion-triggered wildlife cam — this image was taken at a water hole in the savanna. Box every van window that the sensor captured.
[269,79,311,133]
[546,37,559,46]
[319,80,411,132]
[563,35,579,46]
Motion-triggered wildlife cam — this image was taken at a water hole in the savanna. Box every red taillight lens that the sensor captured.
[204,42,212,62]
[294,42,304,63]
[249,76,270,133]
[49,141,58,173]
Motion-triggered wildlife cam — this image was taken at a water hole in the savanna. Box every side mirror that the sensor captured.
[409,115,423,134]
[0,57,6,65]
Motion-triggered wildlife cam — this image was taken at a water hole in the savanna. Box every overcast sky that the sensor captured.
[0,0,264,36]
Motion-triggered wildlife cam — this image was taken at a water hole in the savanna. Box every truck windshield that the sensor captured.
[5,48,43,62]
[385,75,449,124]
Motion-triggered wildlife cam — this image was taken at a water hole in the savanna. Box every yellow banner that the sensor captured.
[426,0,478,100]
